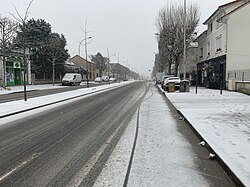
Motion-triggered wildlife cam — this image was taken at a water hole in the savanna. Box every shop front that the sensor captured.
[197,55,226,89]
[6,57,29,86]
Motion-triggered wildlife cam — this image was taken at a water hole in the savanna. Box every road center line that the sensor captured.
[0,152,40,182]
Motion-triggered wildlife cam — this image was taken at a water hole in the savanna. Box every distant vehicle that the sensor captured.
[155,72,165,84]
[62,73,81,86]
[161,75,174,89]
[94,77,102,82]
[162,77,181,91]
[109,77,116,82]
[102,76,109,82]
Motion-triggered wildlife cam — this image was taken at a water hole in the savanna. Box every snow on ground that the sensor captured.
[93,108,137,187]
[0,84,63,95]
[0,81,104,95]
[1,82,249,186]
[0,81,132,120]
[94,86,211,187]
[165,87,250,186]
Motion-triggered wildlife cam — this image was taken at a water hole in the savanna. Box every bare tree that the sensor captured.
[9,0,34,101]
[0,16,18,88]
[156,2,199,76]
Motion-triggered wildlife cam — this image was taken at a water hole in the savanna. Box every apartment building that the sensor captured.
[195,0,250,89]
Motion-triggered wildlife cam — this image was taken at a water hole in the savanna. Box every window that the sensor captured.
[207,42,211,55]
[217,20,223,29]
[200,48,203,58]
[216,35,222,52]
[217,12,224,28]
[210,23,213,33]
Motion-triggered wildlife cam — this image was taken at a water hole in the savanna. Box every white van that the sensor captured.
[94,77,102,82]
[62,73,82,86]
[102,76,109,82]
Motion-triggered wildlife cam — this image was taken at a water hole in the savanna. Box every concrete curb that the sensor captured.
[156,85,245,187]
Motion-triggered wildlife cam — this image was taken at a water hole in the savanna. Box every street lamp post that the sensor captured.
[183,0,187,80]
[106,48,116,84]
[80,20,93,88]
[85,32,89,88]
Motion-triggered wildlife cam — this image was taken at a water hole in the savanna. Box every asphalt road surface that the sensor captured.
[0,82,148,186]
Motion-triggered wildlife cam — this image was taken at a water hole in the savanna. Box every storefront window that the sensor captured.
[6,69,14,82]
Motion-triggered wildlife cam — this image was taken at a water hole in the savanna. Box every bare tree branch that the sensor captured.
[24,0,34,21]
[156,2,200,76]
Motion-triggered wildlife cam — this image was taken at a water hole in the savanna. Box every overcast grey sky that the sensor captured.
[1,0,231,77]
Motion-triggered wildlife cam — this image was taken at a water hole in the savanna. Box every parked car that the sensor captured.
[94,77,102,82]
[161,75,174,89]
[62,73,81,86]
[109,77,116,82]
[102,76,109,82]
[162,77,181,91]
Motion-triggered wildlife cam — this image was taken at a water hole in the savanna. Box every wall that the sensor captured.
[236,81,250,95]
[227,3,250,81]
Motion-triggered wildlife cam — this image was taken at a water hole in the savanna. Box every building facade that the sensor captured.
[69,55,98,81]
[0,54,31,87]
[195,0,250,89]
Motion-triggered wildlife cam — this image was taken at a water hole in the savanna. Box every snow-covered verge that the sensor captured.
[165,87,250,186]
[0,81,101,95]
[0,84,62,95]
[0,81,132,119]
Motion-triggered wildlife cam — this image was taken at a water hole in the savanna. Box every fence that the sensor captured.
[228,69,250,82]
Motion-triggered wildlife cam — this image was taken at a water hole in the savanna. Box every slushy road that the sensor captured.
[0,82,147,186]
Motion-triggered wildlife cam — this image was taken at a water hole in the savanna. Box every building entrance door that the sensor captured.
[14,68,21,85]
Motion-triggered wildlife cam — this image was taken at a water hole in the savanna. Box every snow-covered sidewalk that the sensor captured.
[165,87,250,186]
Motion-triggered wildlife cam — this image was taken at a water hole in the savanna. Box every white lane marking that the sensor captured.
[0,152,41,182]
[66,119,127,187]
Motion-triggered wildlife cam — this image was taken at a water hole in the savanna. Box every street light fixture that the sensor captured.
[78,36,92,56]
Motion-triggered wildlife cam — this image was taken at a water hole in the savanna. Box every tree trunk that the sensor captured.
[2,51,6,88]
[168,62,171,75]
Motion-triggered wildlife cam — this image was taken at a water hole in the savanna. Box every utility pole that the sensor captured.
[106,48,116,84]
[183,0,187,80]
[80,19,92,88]
[107,48,110,84]
[85,21,89,88]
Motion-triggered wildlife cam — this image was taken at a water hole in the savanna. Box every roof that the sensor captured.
[218,0,250,22]
[203,0,247,24]
[69,55,88,68]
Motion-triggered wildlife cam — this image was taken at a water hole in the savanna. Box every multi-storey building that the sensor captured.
[195,0,250,89]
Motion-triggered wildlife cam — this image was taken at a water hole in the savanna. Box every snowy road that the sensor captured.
[0,82,147,186]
